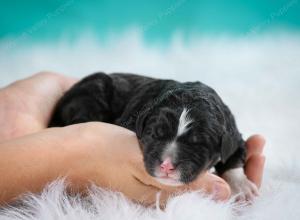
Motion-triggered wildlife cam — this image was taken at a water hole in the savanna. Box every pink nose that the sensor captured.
[160,158,175,174]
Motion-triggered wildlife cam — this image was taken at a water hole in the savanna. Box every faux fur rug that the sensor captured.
[0,31,299,219]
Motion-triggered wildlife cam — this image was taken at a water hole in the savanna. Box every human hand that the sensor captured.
[0,73,265,205]
[58,123,265,205]
[0,72,77,141]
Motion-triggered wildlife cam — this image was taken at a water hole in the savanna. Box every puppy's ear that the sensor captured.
[136,110,149,138]
[220,133,239,163]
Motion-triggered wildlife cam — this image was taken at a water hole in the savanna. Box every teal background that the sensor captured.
[1,0,300,42]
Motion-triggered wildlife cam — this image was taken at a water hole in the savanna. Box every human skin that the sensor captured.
[0,72,266,206]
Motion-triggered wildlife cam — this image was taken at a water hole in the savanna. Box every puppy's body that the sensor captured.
[50,72,258,199]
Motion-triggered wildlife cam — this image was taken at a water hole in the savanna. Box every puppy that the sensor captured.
[49,72,258,200]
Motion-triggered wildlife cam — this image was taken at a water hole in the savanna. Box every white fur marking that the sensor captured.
[223,168,245,183]
[154,177,183,186]
[162,141,177,161]
[161,108,193,162]
[222,168,259,201]
[177,108,193,136]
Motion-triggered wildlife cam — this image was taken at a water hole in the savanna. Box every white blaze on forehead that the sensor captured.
[161,108,193,162]
[162,141,177,161]
[177,108,193,136]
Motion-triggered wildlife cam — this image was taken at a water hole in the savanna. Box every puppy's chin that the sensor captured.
[153,177,184,186]
[152,167,184,186]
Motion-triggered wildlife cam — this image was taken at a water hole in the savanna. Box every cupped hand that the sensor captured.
[50,123,265,206]
[0,72,265,205]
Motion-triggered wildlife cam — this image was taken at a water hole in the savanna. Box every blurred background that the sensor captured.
[0,0,300,170]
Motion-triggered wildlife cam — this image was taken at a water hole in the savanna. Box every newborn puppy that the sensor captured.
[50,72,258,200]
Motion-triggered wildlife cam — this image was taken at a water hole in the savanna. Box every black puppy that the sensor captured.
[50,72,258,199]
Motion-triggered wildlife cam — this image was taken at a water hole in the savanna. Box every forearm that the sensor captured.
[0,127,84,204]
[0,123,149,205]
[0,122,160,206]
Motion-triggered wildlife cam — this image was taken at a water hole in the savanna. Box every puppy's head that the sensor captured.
[136,104,232,186]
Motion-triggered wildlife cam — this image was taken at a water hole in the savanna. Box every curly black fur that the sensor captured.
[49,72,246,183]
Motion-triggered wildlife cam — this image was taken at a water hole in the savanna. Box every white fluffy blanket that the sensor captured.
[0,31,299,220]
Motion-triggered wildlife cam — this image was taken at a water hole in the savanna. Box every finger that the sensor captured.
[116,173,163,207]
[245,155,266,188]
[131,174,231,207]
[188,172,231,201]
[246,134,266,160]
[155,172,231,202]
